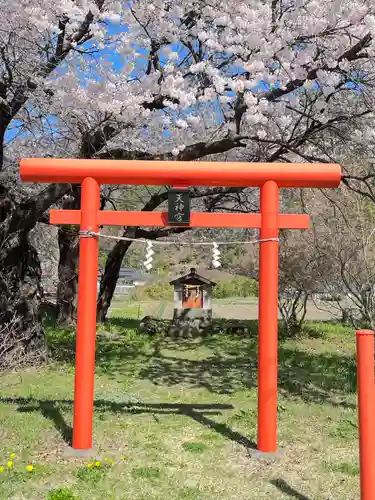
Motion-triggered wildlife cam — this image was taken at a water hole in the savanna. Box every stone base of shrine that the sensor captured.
[169,308,212,338]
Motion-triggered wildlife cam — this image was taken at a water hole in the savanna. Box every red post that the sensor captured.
[356,330,375,500]
[257,180,279,452]
[72,177,100,450]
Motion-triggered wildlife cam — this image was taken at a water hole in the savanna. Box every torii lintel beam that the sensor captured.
[20,158,342,188]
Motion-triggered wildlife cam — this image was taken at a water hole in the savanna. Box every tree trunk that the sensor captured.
[56,225,79,325]
[97,239,132,322]
[0,182,70,369]
[56,187,81,325]
[0,226,46,369]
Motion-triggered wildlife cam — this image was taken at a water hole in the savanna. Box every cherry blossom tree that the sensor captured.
[2,0,375,353]
[0,0,129,362]
[304,181,375,329]
[93,0,375,321]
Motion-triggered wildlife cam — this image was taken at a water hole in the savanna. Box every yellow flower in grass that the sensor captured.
[7,461,13,470]
[9,453,15,459]
[26,465,33,472]
[120,456,127,461]
[0,466,4,473]
[87,463,94,469]
[94,461,101,467]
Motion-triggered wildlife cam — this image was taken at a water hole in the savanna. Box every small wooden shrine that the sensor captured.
[169,268,216,336]
[170,268,216,310]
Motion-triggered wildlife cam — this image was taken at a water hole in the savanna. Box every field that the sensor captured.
[109,297,341,321]
[0,309,359,500]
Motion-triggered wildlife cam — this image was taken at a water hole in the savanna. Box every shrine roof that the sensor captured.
[170,268,217,287]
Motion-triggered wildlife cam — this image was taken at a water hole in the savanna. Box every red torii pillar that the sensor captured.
[20,159,342,452]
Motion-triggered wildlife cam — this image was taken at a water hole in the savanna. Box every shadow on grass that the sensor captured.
[6,398,256,450]
[140,318,356,407]
[38,401,73,444]
[46,318,356,408]
[270,479,312,500]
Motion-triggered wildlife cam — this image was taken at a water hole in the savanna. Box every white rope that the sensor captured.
[78,230,279,246]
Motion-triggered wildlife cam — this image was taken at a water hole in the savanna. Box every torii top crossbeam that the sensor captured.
[20,158,341,188]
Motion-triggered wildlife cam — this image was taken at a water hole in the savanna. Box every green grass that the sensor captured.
[323,461,360,476]
[182,442,209,453]
[48,488,79,500]
[131,466,161,479]
[0,319,360,499]
[106,303,143,319]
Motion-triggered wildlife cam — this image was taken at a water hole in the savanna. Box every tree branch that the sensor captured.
[235,33,372,132]
[8,5,106,124]
[14,183,71,233]
[95,134,249,162]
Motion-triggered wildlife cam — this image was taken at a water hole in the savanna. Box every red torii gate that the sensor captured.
[20,158,342,453]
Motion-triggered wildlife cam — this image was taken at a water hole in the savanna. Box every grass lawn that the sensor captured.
[0,317,359,500]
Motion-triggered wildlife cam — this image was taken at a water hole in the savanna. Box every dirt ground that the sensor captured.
[214,299,340,321]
